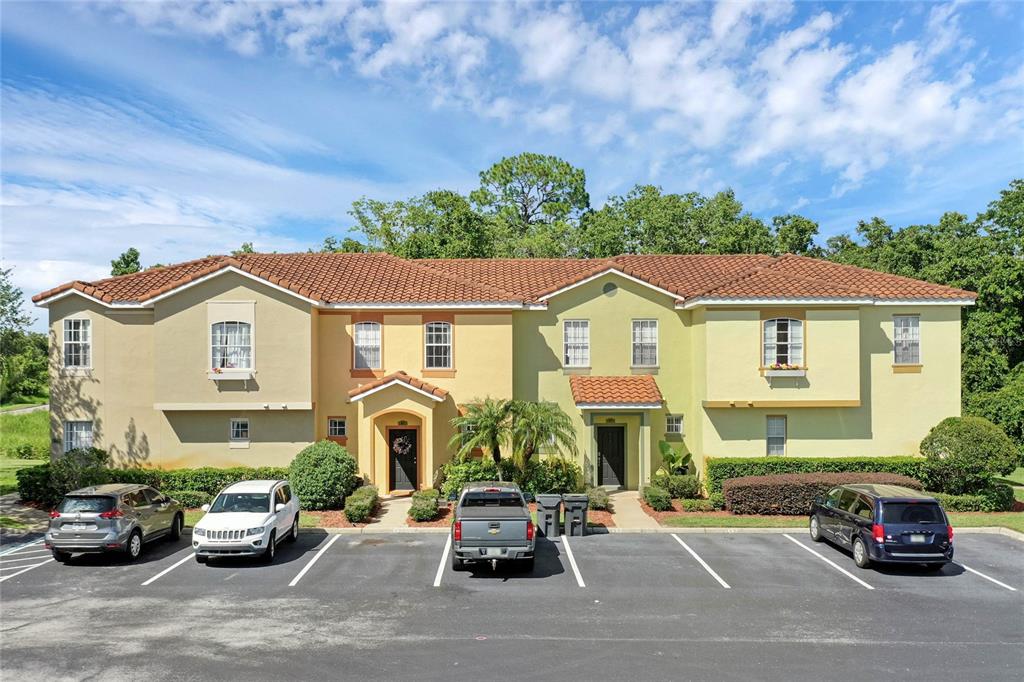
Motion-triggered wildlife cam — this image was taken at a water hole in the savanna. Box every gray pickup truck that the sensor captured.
[451,482,535,571]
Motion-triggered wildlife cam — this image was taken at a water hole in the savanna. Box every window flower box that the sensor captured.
[764,364,806,378]
[208,368,254,381]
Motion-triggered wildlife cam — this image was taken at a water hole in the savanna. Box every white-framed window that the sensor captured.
[211,321,252,369]
[63,421,93,452]
[63,318,91,368]
[563,320,590,367]
[632,319,659,367]
[328,417,347,438]
[766,415,787,456]
[763,318,804,367]
[666,414,684,435]
[354,321,382,369]
[230,418,250,442]
[893,315,920,365]
[424,321,452,369]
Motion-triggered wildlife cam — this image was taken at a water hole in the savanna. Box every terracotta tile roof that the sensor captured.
[33,252,976,306]
[347,371,449,401]
[569,375,664,406]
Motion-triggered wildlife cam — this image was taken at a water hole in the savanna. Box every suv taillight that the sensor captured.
[526,521,534,541]
[49,510,61,519]
[947,524,954,541]
[453,521,462,542]
[99,509,124,519]
[872,523,885,543]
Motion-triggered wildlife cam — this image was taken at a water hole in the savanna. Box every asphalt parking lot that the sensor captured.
[1,530,1020,681]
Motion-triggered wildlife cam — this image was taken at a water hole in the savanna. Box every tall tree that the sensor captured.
[0,268,32,336]
[319,236,368,253]
[110,247,141,276]
[232,242,255,256]
[772,214,822,256]
[449,398,512,465]
[0,269,46,403]
[509,401,577,467]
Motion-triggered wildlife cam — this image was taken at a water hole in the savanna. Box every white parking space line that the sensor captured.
[0,555,53,565]
[560,535,585,588]
[0,539,45,557]
[956,562,1018,592]
[141,553,195,586]
[670,534,731,589]
[0,559,53,583]
[783,534,874,590]
[289,534,341,587]
[432,534,451,587]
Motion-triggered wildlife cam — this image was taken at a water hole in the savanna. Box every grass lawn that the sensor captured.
[994,467,1024,487]
[0,458,46,496]
[0,409,49,457]
[0,516,29,529]
[947,512,1024,534]
[662,514,804,528]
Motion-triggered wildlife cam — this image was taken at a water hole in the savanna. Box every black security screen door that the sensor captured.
[597,426,625,487]
[389,429,417,491]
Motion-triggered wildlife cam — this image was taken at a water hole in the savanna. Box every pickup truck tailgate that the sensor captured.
[458,508,530,544]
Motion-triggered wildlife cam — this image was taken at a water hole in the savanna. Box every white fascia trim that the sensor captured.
[873,298,976,306]
[524,303,549,310]
[576,402,662,410]
[34,289,151,309]
[144,266,320,306]
[322,302,523,309]
[678,297,874,309]
[349,380,445,403]
[538,269,681,302]
[155,402,313,411]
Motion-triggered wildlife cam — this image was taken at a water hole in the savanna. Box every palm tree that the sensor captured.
[448,397,512,464]
[509,400,578,467]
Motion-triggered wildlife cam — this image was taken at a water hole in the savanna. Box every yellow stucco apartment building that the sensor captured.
[34,252,975,491]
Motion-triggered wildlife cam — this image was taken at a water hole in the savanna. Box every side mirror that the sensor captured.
[200,504,210,512]
[275,503,285,513]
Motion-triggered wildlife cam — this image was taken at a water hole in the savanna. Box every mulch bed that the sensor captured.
[406,505,453,527]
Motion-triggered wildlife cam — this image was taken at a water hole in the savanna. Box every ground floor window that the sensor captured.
[230,418,250,443]
[63,421,93,452]
[328,417,347,438]
[766,415,787,456]
[666,414,684,435]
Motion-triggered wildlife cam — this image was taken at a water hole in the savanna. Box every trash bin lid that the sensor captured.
[535,494,563,505]
[562,493,589,502]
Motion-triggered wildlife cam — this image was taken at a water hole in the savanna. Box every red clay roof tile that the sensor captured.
[347,371,449,401]
[569,375,664,406]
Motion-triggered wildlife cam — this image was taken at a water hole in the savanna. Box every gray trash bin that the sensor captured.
[562,493,589,537]
[534,494,563,537]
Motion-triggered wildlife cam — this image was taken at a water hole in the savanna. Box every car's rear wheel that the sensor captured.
[168,513,183,541]
[195,554,208,564]
[852,537,871,569]
[451,553,464,571]
[809,515,823,542]
[521,557,535,572]
[286,515,299,544]
[261,531,277,563]
[126,530,143,562]
[52,549,71,563]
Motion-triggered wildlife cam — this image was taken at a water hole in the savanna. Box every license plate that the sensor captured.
[480,548,488,556]
[909,534,926,543]
[68,523,89,531]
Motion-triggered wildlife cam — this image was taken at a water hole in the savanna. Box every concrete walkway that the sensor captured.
[607,489,660,530]
[368,495,413,529]
[1,403,48,415]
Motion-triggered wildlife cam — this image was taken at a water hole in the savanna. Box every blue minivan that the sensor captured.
[809,484,954,570]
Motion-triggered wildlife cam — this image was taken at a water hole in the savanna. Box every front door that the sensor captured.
[388,428,418,491]
[597,426,626,487]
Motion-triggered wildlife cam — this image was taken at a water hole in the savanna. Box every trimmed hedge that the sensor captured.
[408,489,442,522]
[920,416,1022,494]
[662,474,701,499]
[679,498,715,512]
[708,492,726,511]
[344,485,379,523]
[439,458,500,498]
[585,487,610,511]
[723,472,924,515]
[159,466,291,495]
[165,490,212,508]
[931,484,1015,512]
[642,485,672,511]
[290,441,358,510]
[705,456,927,494]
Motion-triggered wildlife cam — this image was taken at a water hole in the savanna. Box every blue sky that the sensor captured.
[2,1,1022,328]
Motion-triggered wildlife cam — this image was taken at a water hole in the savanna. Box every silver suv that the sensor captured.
[45,484,185,562]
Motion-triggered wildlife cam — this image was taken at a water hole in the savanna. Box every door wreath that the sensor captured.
[392,435,414,457]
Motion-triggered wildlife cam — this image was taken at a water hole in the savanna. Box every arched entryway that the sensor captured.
[372,410,425,492]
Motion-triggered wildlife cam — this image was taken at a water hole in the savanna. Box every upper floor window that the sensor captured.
[354,321,382,369]
[563,320,590,368]
[766,415,787,456]
[64,420,93,452]
[763,318,803,367]
[63,318,91,368]
[424,321,452,369]
[632,319,659,367]
[211,321,252,369]
[893,315,920,365]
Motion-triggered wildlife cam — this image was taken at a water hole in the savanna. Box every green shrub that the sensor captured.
[48,447,111,503]
[107,468,163,488]
[0,410,49,461]
[4,443,48,460]
[705,456,928,494]
[930,484,1015,512]
[16,464,53,506]
[289,440,358,510]
[440,458,499,498]
[723,472,923,515]
[165,490,212,508]
[408,489,441,522]
[661,474,701,499]
[679,498,715,512]
[159,466,291,495]
[708,492,726,510]
[344,485,379,523]
[642,485,672,511]
[920,416,1022,494]
[585,487,610,511]
[519,458,584,495]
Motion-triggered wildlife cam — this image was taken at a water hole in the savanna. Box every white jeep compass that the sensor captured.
[192,480,300,563]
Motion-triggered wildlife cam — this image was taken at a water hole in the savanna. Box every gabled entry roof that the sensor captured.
[347,371,448,403]
[569,375,664,409]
